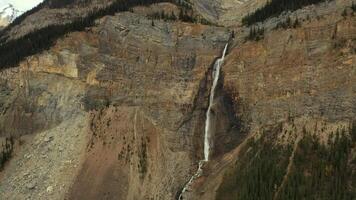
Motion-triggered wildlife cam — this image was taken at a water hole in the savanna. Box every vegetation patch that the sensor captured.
[138,138,148,180]
[217,123,356,200]
[147,5,213,25]
[277,127,355,199]
[274,17,301,30]
[0,137,14,170]
[242,0,330,26]
[148,11,178,21]
[246,26,265,41]
[216,126,293,200]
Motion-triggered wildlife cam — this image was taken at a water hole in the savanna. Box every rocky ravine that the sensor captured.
[0,0,355,200]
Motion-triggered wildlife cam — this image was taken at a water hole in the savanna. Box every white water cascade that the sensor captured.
[204,43,228,161]
[178,43,229,200]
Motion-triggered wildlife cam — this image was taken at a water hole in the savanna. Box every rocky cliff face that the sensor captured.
[190,3,356,198]
[0,8,232,199]
[192,0,269,26]
[0,0,355,199]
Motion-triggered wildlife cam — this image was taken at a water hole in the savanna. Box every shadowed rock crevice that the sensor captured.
[204,60,250,160]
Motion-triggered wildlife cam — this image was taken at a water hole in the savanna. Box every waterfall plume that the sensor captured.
[178,43,229,200]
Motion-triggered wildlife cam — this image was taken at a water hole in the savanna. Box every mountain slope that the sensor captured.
[0,0,355,199]
[0,4,22,27]
[0,7,231,199]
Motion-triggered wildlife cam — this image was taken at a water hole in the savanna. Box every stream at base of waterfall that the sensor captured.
[178,43,229,200]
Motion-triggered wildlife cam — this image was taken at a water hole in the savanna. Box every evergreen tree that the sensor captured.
[242,0,329,26]
[293,18,300,28]
[352,2,356,12]
[342,9,348,17]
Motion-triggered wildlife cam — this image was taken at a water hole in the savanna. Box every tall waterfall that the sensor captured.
[204,43,228,161]
[178,43,229,200]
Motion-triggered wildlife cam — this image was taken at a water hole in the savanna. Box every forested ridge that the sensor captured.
[277,128,355,200]
[0,0,195,69]
[0,0,82,35]
[242,0,330,26]
[217,123,356,200]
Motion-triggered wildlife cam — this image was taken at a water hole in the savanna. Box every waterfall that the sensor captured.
[178,43,229,200]
[204,43,228,161]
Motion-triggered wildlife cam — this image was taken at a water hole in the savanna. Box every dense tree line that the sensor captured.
[216,123,356,200]
[275,17,301,30]
[147,11,177,21]
[147,5,212,24]
[216,127,292,200]
[278,129,355,200]
[0,137,14,170]
[178,8,195,23]
[0,0,197,69]
[147,9,203,23]
[242,0,330,26]
[246,26,264,41]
